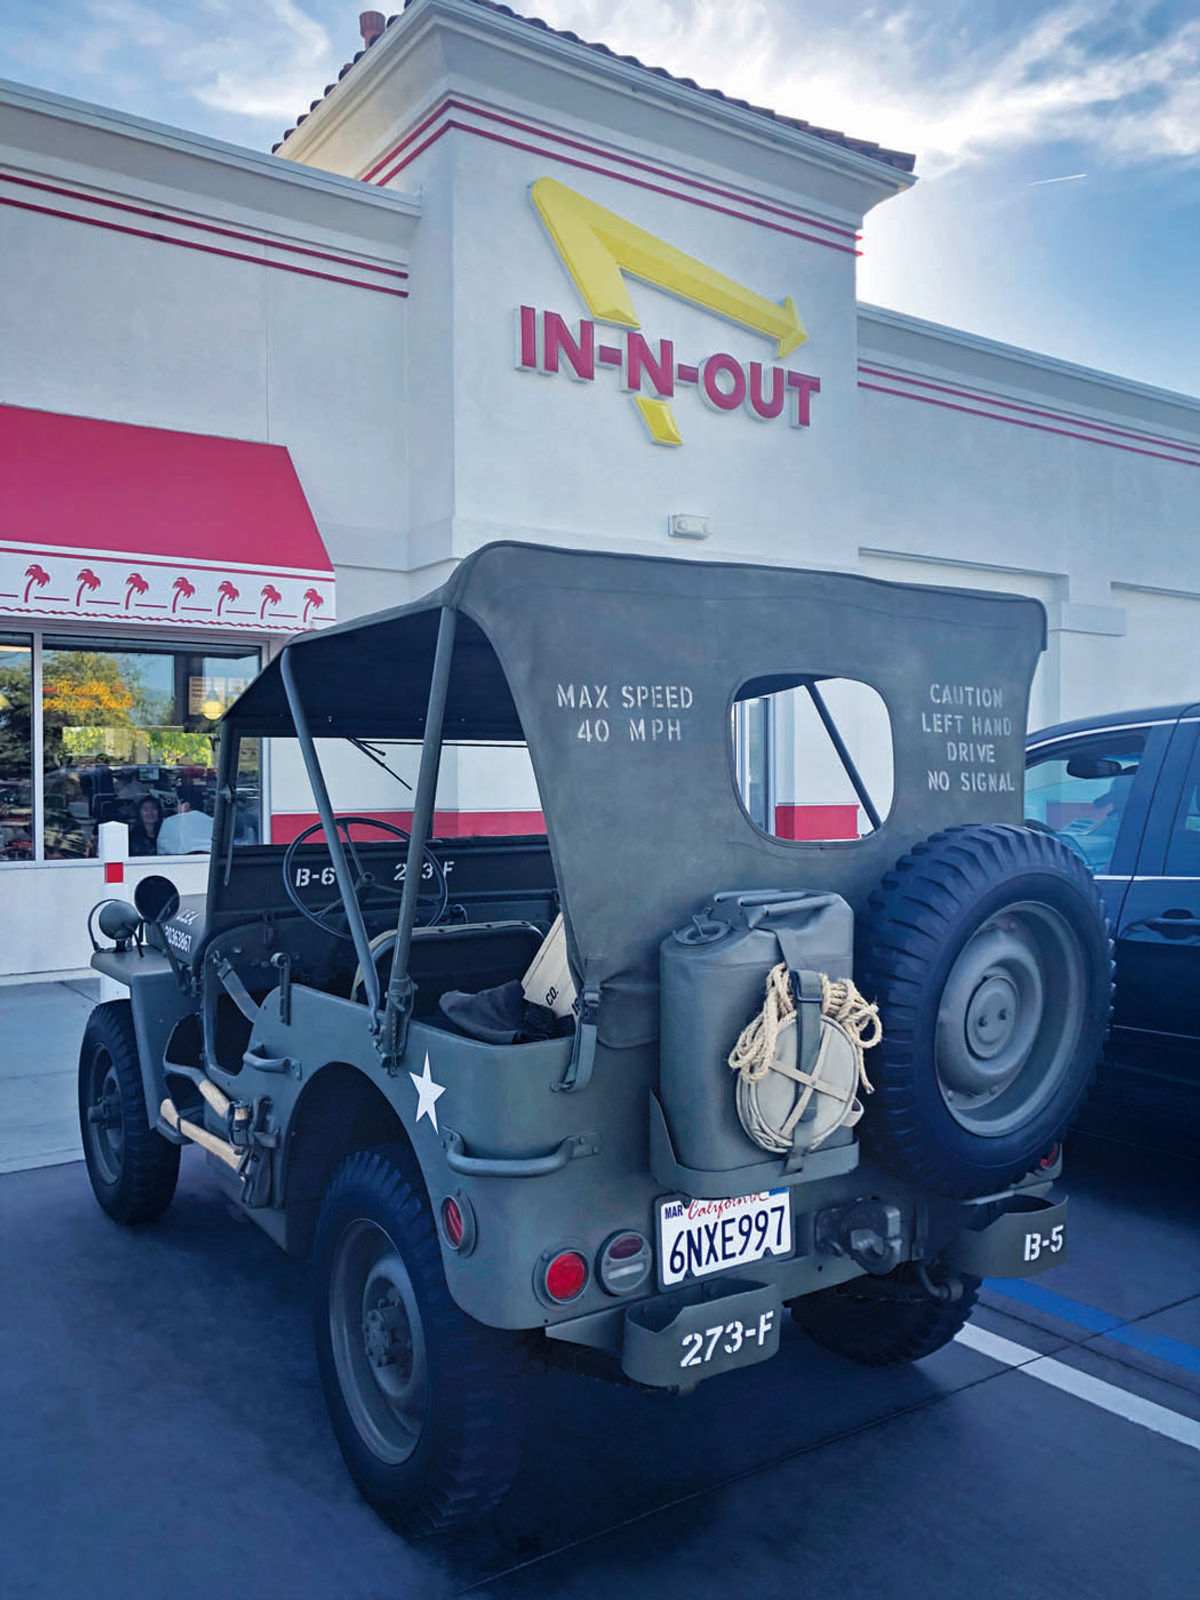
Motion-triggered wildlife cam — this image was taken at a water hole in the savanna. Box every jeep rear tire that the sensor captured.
[856,824,1112,1198]
[791,1270,980,1366]
[312,1145,526,1535]
[79,1001,180,1225]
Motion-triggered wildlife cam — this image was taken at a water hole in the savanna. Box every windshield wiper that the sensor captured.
[348,737,413,793]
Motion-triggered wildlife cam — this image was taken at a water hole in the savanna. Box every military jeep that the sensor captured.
[80,543,1110,1533]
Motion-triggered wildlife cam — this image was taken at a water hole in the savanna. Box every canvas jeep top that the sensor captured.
[80,542,1111,1534]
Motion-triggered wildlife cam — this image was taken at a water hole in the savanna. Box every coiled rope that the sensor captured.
[728,965,881,1154]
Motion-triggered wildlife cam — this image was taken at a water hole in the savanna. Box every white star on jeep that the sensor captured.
[409,1053,446,1132]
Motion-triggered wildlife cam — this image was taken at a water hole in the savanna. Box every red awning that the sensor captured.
[0,405,334,632]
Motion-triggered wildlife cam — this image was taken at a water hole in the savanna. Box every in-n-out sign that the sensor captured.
[517,177,821,447]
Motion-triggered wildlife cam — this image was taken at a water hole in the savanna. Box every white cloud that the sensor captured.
[76,0,338,123]
[197,0,336,119]
[21,0,1197,173]
[534,0,1200,173]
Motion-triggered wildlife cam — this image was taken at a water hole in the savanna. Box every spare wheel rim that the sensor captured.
[934,901,1086,1138]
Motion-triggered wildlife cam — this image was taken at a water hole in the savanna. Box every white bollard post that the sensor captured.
[97,821,130,1002]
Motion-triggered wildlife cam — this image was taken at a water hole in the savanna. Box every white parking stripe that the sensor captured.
[956,1324,1200,1453]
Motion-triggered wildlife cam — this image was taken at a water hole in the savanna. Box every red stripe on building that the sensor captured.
[773,803,861,840]
[857,382,1200,468]
[857,364,1200,460]
[272,807,861,845]
[269,810,547,844]
[0,171,408,281]
[0,192,407,298]
[364,95,859,242]
[372,113,860,256]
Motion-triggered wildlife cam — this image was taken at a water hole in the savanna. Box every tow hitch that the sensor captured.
[815,1199,904,1276]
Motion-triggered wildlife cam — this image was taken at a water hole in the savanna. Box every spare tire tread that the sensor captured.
[857,824,1113,1198]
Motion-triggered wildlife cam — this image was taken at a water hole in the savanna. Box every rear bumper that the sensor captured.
[941,1194,1068,1279]
[621,1278,783,1391]
[543,1191,1069,1385]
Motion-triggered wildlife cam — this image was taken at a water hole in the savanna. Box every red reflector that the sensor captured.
[104,863,124,884]
[608,1232,644,1260]
[441,1197,464,1249]
[544,1250,588,1302]
[1039,1144,1060,1169]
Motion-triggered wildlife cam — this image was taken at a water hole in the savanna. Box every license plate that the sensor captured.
[658,1190,792,1287]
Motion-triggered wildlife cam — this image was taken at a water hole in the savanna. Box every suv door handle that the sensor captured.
[1146,913,1200,933]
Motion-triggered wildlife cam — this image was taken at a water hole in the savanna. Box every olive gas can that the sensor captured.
[659,890,854,1173]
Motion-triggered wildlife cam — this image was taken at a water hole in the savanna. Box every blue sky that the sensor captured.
[2,0,1198,396]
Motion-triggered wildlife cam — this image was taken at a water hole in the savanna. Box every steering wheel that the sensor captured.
[282,815,447,940]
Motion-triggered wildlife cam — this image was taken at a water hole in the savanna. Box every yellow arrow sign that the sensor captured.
[531,176,807,359]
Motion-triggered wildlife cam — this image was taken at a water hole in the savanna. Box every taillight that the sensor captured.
[597,1231,652,1296]
[541,1250,589,1304]
[440,1192,476,1254]
[1039,1143,1061,1170]
[442,1197,464,1248]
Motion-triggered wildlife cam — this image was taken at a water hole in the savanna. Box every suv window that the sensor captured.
[1025,729,1146,874]
[1165,743,1200,878]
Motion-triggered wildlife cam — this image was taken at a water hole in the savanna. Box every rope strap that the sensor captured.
[727,965,881,1156]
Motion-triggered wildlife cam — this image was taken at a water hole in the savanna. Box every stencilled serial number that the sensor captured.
[679,1311,776,1368]
[291,858,452,890]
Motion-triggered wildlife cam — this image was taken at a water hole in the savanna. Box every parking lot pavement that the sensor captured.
[1,1133,1197,1600]
[0,978,97,1173]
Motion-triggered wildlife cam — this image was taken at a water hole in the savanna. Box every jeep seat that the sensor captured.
[355,920,546,1018]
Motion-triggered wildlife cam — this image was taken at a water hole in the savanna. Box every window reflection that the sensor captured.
[41,640,260,859]
[0,638,33,861]
[1024,733,1145,875]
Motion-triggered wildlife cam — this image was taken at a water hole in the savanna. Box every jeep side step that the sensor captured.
[160,1098,241,1171]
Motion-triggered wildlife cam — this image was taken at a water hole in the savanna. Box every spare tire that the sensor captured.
[856,824,1112,1198]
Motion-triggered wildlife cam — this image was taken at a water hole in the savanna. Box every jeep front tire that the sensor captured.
[78,1001,180,1225]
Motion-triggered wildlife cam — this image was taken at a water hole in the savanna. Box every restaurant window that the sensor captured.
[0,636,33,862]
[40,639,260,860]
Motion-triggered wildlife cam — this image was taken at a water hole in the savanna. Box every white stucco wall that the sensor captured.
[855,305,1200,731]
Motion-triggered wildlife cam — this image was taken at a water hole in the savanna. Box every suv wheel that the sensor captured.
[857,824,1112,1198]
[791,1270,980,1366]
[312,1145,526,1534]
[78,1001,180,1224]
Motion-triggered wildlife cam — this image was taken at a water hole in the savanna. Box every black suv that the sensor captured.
[1026,703,1200,1129]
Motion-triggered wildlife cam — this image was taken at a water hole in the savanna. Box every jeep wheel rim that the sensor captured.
[329,1218,428,1466]
[934,902,1085,1137]
[84,1048,125,1185]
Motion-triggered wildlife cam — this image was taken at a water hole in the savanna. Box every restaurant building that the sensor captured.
[2,0,1198,979]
